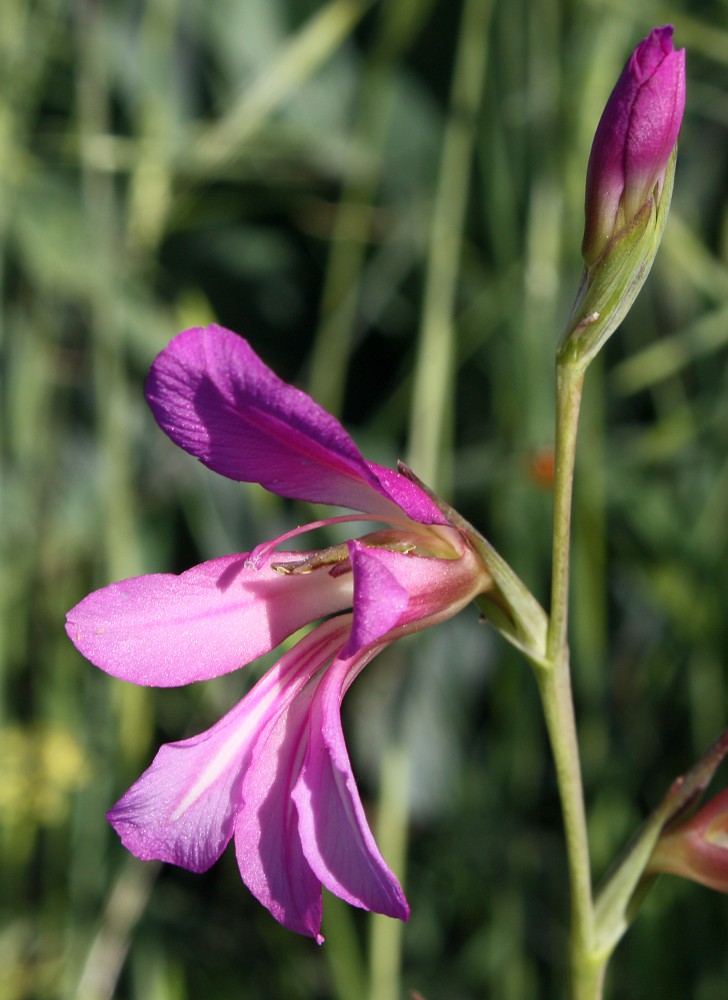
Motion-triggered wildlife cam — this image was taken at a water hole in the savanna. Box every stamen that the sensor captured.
[246,513,393,570]
[271,544,351,575]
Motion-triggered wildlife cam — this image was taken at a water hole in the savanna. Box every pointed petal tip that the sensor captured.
[293,655,411,923]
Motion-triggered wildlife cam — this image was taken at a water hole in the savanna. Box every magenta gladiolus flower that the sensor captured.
[647,788,728,895]
[66,324,492,942]
[582,25,685,266]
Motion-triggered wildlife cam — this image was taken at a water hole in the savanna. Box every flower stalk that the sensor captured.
[535,358,602,998]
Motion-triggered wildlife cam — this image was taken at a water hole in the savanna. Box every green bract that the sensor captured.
[591,728,728,963]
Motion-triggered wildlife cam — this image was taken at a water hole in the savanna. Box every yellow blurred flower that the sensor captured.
[0,723,90,828]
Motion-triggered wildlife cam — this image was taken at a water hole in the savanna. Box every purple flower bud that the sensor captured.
[582,25,685,266]
[647,788,728,895]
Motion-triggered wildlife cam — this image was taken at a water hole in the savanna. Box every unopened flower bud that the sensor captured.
[582,25,685,267]
[559,26,686,369]
[647,788,728,894]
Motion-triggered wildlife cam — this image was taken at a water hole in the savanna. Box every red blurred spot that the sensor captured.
[527,447,555,489]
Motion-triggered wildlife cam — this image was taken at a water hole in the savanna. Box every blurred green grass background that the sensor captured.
[3,0,728,997]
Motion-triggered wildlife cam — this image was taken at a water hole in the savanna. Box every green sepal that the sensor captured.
[591,727,728,962]
[396,462,549,664]
[559,148,677,372]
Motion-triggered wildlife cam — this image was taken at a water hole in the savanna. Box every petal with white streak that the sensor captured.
[107,618,350,879]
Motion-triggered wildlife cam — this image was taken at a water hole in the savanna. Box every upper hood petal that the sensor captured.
[66,552,353,686]
[146,325,411,518]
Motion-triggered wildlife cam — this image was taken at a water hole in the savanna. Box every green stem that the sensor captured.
[536,655,607,999]
[537,359,609,999]
[548,361,586,665]
[571,953,609,1000]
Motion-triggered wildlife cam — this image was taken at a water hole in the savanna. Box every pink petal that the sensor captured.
[106,697,251,872]
[107,618,351,883]
[233,617,353,940]
[65,552,353,686]
[234,680,324,941]
[345,544,412,652]
[145,326,405,517]
[292,651,409,921]
[345,537,485,655]
[623,45,686,215]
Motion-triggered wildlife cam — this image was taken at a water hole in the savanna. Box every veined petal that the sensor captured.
[107,617,350,880]
[292,651,409,921]
[234,680,324,941]
[145,325,406,518]
[233,616,353,941]
[106,698,250,872]
[345,535,487,655]
[65,552,353,686]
